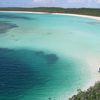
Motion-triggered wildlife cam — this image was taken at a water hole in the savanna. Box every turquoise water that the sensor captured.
[0,12,100,100]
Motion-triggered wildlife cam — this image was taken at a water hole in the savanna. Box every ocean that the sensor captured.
[0,12,100,100]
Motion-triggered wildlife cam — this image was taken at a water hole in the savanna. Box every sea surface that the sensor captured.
[0,12,100,100]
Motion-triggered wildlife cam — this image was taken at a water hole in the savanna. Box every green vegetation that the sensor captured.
[69,82,100,100]
[0,7,100,16]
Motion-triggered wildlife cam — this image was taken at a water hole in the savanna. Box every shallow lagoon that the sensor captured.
[0,12,100,100]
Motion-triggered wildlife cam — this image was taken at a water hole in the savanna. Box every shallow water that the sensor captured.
[0,12,100,100]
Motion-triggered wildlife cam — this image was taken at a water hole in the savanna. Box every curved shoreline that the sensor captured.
[0,10,100,21]
[0,10,100,100]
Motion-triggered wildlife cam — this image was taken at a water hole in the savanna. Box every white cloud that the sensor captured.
[32,0,86,3]
[32,0,100,4]
[33,0,55,2]
[67,0,82,3]
[95,0,100,3]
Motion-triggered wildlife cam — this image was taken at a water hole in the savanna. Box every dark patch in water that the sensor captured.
[0,21,18,33]
[45,54,58,64]
[47,32,52,35]
[0,13,33,20]
[35,51,59,64]
[0,48,59,100]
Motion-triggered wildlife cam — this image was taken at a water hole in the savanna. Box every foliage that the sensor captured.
[0,7,100,16]
[69,82,100,100]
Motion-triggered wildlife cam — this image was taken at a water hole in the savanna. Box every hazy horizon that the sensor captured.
[0,0,100,8]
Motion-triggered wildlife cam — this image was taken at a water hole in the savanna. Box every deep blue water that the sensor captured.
[0,48,59,100]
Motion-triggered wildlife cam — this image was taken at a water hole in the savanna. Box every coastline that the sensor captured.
[0,10,100,100]
[0,10,100,21]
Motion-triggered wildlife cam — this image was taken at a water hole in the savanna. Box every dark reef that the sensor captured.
[35,51,59,64]
[45,54,58,64]
[0,21,18,33]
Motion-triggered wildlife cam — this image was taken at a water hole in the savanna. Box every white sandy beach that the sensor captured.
[0,10,100,21]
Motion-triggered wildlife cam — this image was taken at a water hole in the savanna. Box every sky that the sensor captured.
[0,0,100,8]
